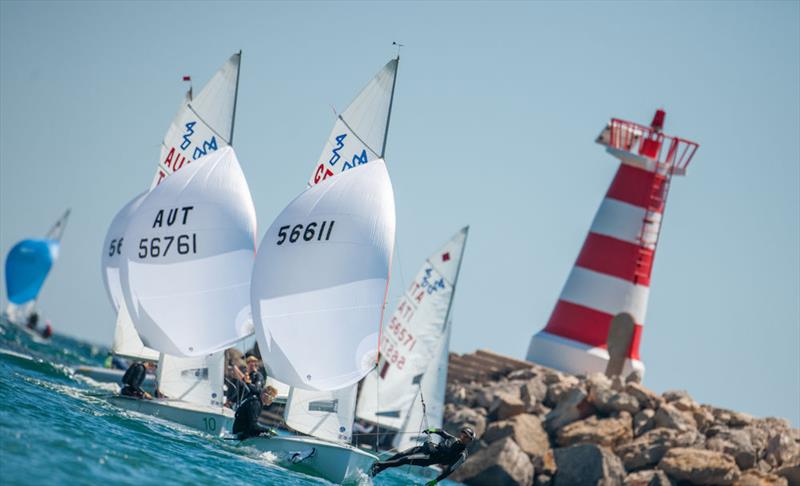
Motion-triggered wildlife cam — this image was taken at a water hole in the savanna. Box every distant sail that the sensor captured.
[121,146,257,357]
[357,227,468,430]
[308,59,398,187]
[252,160,396,391]
[5,240,59,306]
[5,209,70,309]
[151,52,241,188]
[285,385,358,443]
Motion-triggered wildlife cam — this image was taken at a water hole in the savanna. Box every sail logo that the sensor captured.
[313,133,371,185]
[420,267,446,295]
[180,121,197,150]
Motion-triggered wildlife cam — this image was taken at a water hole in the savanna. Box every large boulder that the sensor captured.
[444,405,488,439]
[450,436,534,486]
[764,430,800,468]
[484,413,550,465]
[545,376,582,407]
[706,426,758,470]
[552,443,626,486]
[556,412,633,448]
[654,403,697,433]
[544,387,595,433]
[491,392,527,420]
[521,377,549,409]
[732,469,789,486]
[616,427,705,471]
[625,383,660,410]
[624,469,672,486]
[658,447,740,485]
[633,409,656,437]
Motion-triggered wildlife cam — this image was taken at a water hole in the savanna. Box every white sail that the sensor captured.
[111,301,159,361]
[308,59,398,187]
[252,160,396,391]
[285,385,357,443]
[121,146,256,357]
[157,351,225,407]
[356,227,468,429]
[151,52,241,188]
[392,325,451,450]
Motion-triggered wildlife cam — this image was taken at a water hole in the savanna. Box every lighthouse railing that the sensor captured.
[607,119,699,175]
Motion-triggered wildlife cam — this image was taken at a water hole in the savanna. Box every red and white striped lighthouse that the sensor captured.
[527,110,699,377]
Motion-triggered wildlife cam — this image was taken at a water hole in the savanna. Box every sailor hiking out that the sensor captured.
[371,426,475,485]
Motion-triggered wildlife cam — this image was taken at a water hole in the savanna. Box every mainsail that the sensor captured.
[308,58,398,187]
[251,160,396,391]
[4,209,70,322]
[120,146,256,357]
[151,52,241,188]
[356,227,469,433]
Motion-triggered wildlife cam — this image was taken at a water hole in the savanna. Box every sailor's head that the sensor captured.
[460,427,476,444]
[246,355,259,371]
[260,385,278,405]
[144,361,157,372]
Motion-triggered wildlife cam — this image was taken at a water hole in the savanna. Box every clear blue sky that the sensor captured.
[1,1,798,424]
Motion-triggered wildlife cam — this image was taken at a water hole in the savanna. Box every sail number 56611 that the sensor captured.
[276,221,335,245]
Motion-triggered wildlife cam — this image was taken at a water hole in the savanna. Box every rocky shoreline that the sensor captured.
[442,361,799,486]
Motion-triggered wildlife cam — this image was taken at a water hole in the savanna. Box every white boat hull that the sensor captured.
[108,395,234,437]
[241,435,377,484]
[75,366,157,391]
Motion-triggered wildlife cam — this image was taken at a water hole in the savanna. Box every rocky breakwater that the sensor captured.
[443,364,799,486]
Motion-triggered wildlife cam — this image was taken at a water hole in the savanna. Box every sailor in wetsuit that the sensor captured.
[120,361,153,399]
[371,427,476,485]
[232,385,278,440]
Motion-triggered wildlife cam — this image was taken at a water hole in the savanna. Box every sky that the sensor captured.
[1,1,798,424]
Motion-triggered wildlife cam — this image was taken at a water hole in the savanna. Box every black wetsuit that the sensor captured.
[232,394,273,440]
[120,362,146,398]
[372,429,468,482]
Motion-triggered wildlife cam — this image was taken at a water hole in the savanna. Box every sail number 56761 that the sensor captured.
[138,234,197,258]
[276,221,335,245]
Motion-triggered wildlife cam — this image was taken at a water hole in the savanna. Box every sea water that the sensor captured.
[0,323,451,485]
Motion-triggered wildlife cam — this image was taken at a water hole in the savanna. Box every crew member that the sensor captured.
[120,361,154,399]
[233,385,278,440]
[371,427,476,485]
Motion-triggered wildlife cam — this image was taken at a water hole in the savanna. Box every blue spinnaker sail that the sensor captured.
[5,239,60,305]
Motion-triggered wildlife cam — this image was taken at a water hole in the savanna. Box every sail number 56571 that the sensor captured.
[276,221,335,245]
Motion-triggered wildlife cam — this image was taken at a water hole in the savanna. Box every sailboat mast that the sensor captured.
[379,56,400,159]
[229,50,242,145]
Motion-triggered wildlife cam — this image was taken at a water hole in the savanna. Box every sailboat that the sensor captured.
[109,145,253,436]
[356,227,469,453]
[96,52,245,436]
[242,58,399,483]
[3,209,71,341]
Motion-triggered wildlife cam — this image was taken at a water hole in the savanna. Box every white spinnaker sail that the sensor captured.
[392,325,451,450]
[151,52,241,188]
[157,351,225,407]
[252,160,396,391]
[121,146,256,357]
[308,59,398,187]
[285,385,358,443]
[356,227,468,429]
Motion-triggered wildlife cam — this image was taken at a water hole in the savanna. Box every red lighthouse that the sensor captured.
[527,110,699,377]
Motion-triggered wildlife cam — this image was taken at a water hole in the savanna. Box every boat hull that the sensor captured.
[108,395,234,437]
[241,435,377,484]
